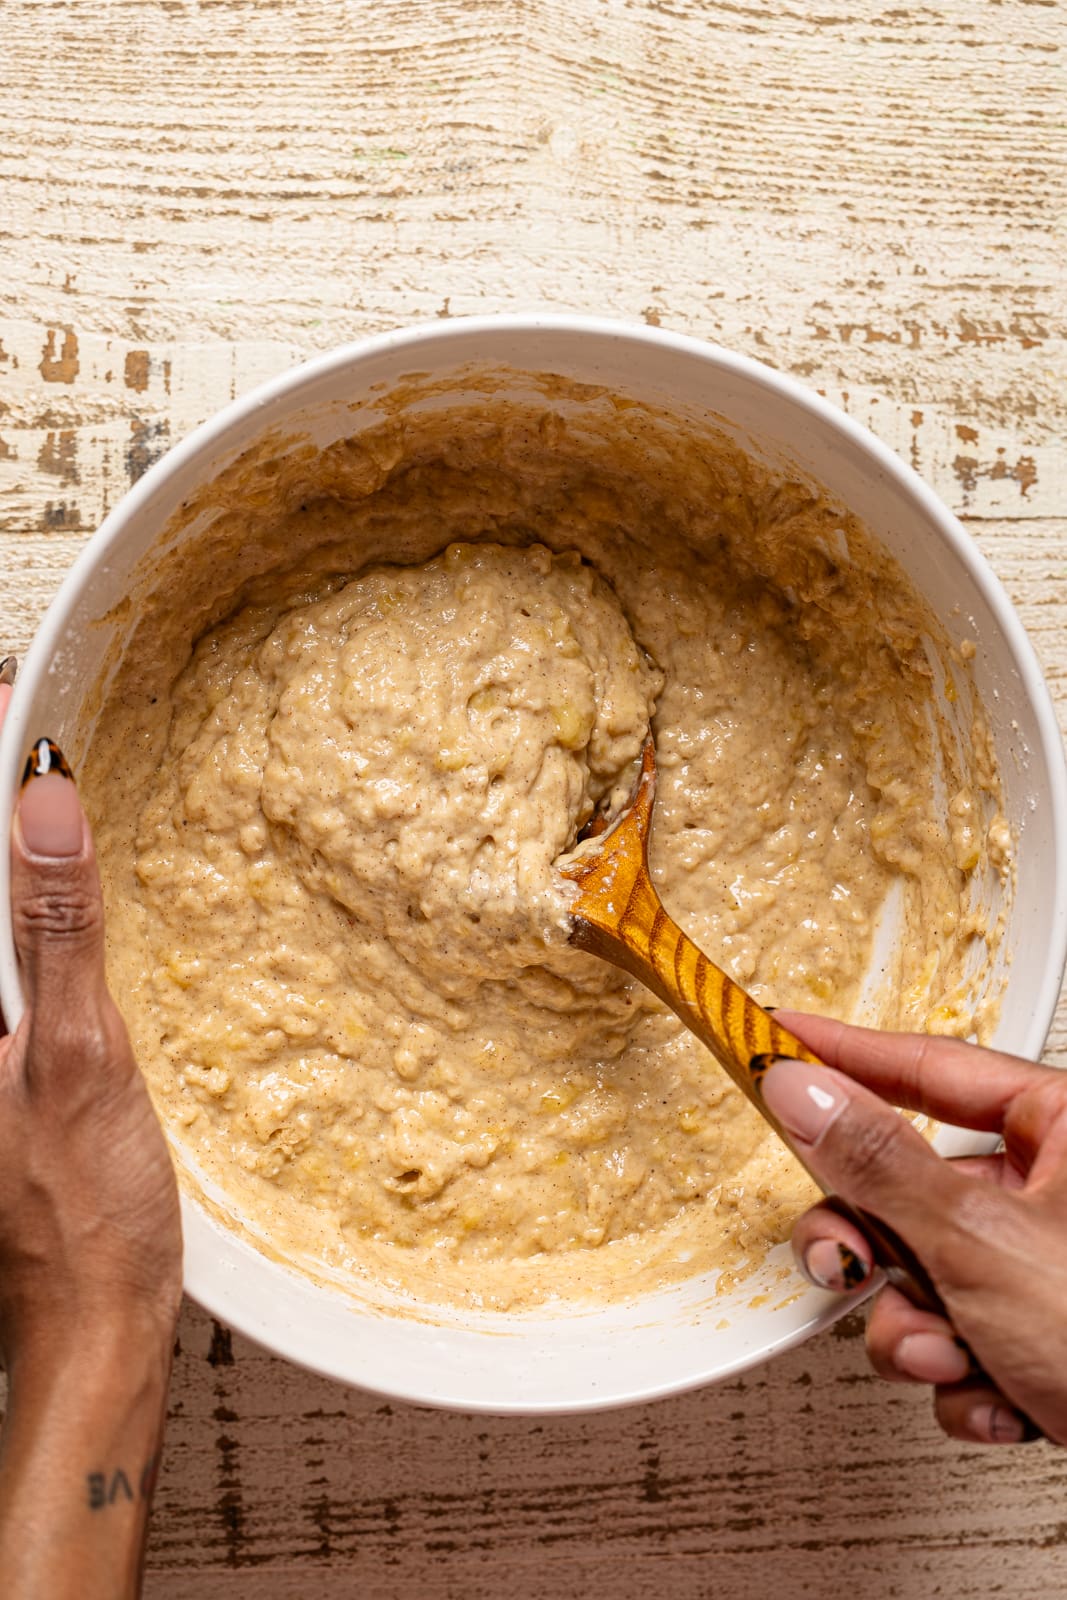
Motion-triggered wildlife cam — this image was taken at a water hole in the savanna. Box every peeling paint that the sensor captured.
[38,326,79,384]
[125,416,171,484]
[953,450,1038,499]
[124,349,151,392]
[36,428,78,484]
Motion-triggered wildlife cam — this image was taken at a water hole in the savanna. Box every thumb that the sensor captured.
[758,1053,962,1249]
[10,738,107,1019]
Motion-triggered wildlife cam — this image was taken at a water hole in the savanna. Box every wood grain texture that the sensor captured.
[144,1303,1067,1598]
[1,0,1066,1593]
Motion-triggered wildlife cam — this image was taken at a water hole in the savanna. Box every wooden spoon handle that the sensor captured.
[571,870,820,1109]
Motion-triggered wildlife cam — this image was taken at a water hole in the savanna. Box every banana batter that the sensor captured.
[84,378,1007,1310]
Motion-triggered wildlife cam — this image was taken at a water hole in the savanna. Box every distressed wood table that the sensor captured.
[2,0,1066,1593]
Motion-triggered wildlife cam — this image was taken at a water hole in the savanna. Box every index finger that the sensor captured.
[774,1009,1052,1133]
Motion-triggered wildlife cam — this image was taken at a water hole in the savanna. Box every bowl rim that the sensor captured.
[2,312,1065,1412]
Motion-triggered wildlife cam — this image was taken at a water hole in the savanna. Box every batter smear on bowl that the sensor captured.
[85,387,1009,1310]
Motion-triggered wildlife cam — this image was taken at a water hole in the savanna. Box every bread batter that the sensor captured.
[84,377,1007,1310]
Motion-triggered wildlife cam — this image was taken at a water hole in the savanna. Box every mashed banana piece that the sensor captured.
[85,383,1007,1311]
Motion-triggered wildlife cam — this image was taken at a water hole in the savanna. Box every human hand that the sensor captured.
[0,730,182,1374]
[0,669,182,1597]
[763,1009,1067,1447]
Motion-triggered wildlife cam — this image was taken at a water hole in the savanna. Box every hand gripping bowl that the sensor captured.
[2,316,1066,1414]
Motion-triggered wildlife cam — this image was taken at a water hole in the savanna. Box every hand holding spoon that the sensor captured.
[558,733,1037,1437]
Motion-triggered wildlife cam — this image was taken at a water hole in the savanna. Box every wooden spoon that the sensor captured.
[558,733,959,1323]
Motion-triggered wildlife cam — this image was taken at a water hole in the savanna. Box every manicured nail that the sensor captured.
[752,1055,847,1144]
[896,1332,971,1385]
[22,737,74,786]
[18,738,82,857]
[969,1402,1030,1444]
[0,655,16,687]
[803,1238,871,1293]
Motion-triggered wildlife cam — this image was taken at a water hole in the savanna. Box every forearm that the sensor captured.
[0,1314,174,1599]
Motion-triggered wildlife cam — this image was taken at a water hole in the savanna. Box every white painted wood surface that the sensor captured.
[1,0,1066,1592]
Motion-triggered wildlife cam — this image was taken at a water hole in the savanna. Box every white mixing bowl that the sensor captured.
[2,316,1065,1413]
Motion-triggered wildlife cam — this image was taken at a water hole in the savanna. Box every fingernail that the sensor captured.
[969,1402,1028,1444]
[0,655,16,687]
[21,737,75,787]
[803,1238,871,1293]
[753,1055,847,1144]
[896,1332,971,1385]
[18,738,82,858]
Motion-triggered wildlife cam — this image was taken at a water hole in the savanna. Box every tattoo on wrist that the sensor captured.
[86,1454,160,1510]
